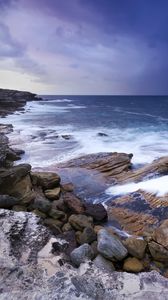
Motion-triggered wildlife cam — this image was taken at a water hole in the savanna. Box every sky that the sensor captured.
[0,0,168,95]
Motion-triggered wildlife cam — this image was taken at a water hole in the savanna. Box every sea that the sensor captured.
[1,95,168,197]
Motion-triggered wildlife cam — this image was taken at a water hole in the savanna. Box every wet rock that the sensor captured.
[44,187,61,200]
[84,203,107,221]
[123,237,147,259]
[153,219,168,249]
[61,183,74,192]
[94,254,115,272]
[69,214,93,231]
[77,227,97,245]
[148,241,168,262]
[70,243,94,267]
[97,229,128,261]
[63,192,84,214]
[123,257,144,273]
[48,208,66,220]
[33,197,51,213]
[31,171,60,190]
[0,195,19,208]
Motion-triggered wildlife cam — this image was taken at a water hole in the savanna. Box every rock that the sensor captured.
[44,187,61,200]
[90,241,98,258]
[32,209,46,219]
[84,203,107,221]
[62,135,72,140]
[153,219,168,249]
[48,208,66,220]
[94,225,104,234]
[6,148,21,161]
[77,227,97,245]
[97,132,108,137]
[11,148,25,155]
[0,195,19,208]
[69,214,93,231]
[123,257,144,273]
[62,222,73,232]
[43,218,62,235]
[58,230,77,256]
[61,183,74,192]
[94,254,115,272]
[31,172,60,190]
[97,229,128,261]
[123,237,147,259]
[63,192,84,214]
[12,205,27,212]
[70,243,94,267]
[52,198,67,212]
[33,197,51,213]
[148,241,168,262]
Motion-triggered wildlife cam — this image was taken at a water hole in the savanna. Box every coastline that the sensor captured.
[1,88,168,299]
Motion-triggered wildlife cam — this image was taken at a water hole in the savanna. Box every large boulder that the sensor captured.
[69,214,93,231]
[31,172,60,190]
[70,243,94,267]
[97,229,128,261]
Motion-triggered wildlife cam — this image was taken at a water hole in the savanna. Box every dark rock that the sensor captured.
[43,218,62,235]
[78,227,97,245]
[97,132,108,137]
[84,203,107,221]
[6,148,21,161]
[58,230,77,256]
[33,198,51,213]
[62,135,72,140]
[48,208,66,220]
[70,243,94,267]
[90,241,98,258]
[0,195,19,208]
[123,237,147,259]
[69,214,93,231]
[63,192,85,214]
[97,229,128,261]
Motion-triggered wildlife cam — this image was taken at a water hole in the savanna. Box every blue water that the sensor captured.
[1,95,168,167]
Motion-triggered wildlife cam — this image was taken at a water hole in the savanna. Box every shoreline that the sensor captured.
[1,88,168,298]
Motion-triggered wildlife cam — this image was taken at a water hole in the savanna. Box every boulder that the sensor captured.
[70,243,94,267]
[84,203,107,221]
[31,172,60,190]
[63,192,84,214]
[94,254,115,272]
[0,195,19,208]
[69,214,93,231]
[123,257,144,273]
[77,227,97,245]
[123,237,147,259]
[97,229,128,261]
[148,241,168,262]
[153,219,168,249]
[44,187,61,200]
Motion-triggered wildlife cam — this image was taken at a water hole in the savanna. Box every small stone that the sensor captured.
[91,241,98,258]
[94,255,115,273]
[63,192,84,214]
[123,257,144,273]
[97,229,128,261]
[44,187,61,200]
[148,241,168,262]
[44,218,62,234]
[78,227,97,245]
[69,214,93,231]
[52,198,67,212]
[94,225,104,234]
[32,209,46,219]
[84,203,107,221]
[62,222,73,232]
[48,209,66,220]
[70,243,94,267]
[61,183,74,192]
[31,172,60,190]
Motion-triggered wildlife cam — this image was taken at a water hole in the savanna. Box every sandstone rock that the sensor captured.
[123,257,144,273]
[97,229,128,261]
[63,192,84,214]
[33,197,51,213]
[0,195,19,208]
[153,219,168,249]
[84,203,107,221]
[123,237,147,259]
[69,214,93,231]
[94,254,115,272]
[77,227,97,245]
[48,208,66,220]
[148,241,168,262]
[31,171,60,190]
[44,187,61,200]
[70,243,94,267]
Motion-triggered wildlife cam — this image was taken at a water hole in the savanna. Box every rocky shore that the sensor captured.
[0,88,168,299]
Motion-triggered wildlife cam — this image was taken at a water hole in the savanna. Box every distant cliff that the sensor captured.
[0,88,41,116]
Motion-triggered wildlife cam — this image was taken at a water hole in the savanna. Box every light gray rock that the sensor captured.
[97,229,128,261]
[70,243,94,267]
[93,254,115,273]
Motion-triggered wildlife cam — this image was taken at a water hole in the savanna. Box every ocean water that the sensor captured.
[1,95,168,170]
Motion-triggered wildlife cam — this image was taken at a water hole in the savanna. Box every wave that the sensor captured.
[106,175,168,197]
